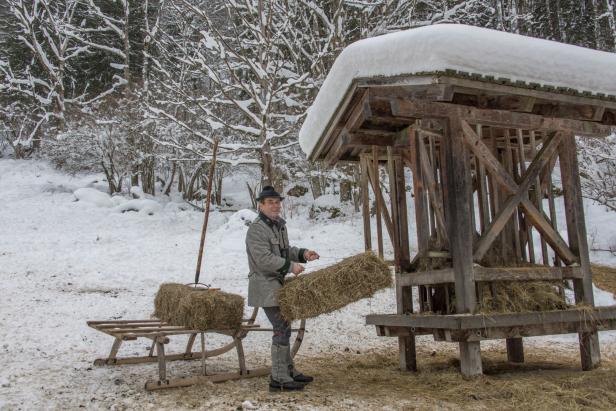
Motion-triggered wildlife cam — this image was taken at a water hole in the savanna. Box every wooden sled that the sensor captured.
[88,307,306,390]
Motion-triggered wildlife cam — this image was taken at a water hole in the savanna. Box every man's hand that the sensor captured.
[291,263,305,275]
[303,250,320,262]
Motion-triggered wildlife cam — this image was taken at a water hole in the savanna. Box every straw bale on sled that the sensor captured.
[278,252,392,321]
[154,283,244,331]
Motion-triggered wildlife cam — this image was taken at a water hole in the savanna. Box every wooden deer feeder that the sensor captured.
[299,24,616,377]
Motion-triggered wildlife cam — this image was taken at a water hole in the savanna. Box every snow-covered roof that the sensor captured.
[299,24,616,158]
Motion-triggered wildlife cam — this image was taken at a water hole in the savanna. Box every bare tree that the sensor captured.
[578,134,616,212]
[145,0,348,189]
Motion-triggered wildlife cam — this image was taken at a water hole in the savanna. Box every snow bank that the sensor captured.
[313,193,340,207]
[41,182,78,194]
[207,209,257,260]
[73,188,113,208]
[220,209,258,231]
[164,201,192,212]
[299,24,616,157]
[113,199,162,215]
[594,285,616,306]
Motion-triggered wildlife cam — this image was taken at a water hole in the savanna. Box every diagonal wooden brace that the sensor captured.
[473,131,563,261]
[365,156,395,241]
[417,134,449,247]
[459,120,577,265]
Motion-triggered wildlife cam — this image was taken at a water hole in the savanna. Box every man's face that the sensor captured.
[260,197,282,220]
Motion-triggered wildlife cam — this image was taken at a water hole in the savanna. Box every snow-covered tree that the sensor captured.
[44,92,147,194]
[578,134,616,212]
[2,0,82,131]
[1,0,135,134]
[0,99,45,158]
[146,0,347,190]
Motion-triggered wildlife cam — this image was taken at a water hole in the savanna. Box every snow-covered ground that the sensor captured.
[1,158,616,410]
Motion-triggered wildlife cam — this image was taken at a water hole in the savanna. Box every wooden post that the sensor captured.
[504,130,521,262]
[409,129,429,259]
[235,338,247,375]
[444,116,482,377]
[517,129,535,264]
[409,129,430,313]
[387,148,402,270]
[395,153,411,270]
[372,146,384,258]
[360,155,372,251]
[506,338,525,363]
[529,131,549,264]
[558,133,601,370]
[156,339,167,383]
[107,338,122,364]
[389,146,416,371]
[185,333,197,356]
[546,171,561,266]
[476,125,490,234]
[504,130,526,364]
[200,332,207,375]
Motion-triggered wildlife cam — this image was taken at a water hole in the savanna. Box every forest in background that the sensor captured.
[1,0,615,211]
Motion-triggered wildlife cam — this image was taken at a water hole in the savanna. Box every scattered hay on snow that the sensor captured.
[154,283,244,330]
[278,252,392,321]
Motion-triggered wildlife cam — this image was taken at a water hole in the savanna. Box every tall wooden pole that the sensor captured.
[194,139,220,285]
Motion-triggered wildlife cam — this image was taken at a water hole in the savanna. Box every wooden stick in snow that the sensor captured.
[194,139,219,285]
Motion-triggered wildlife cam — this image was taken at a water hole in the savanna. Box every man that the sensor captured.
[246,185,319,392]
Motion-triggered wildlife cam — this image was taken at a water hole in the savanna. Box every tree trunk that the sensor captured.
[101,162,117,194]
[214,167,224,206]
[142,158,156,196]
[352,165,361,212]
[310,175,323,199]
[260,143,282,191]
[123,0,131,86]
[164,162,176,196]
[608,0,616,50]
[340,179,352,203]
[178,164,185,193]
[185,164,204,200]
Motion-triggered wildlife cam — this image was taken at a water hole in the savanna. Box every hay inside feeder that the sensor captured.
[153,283,244,331]
[277,252,392,321]
[476,280,569,313]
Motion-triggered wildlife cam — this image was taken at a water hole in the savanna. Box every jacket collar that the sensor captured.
[258,211,286,227]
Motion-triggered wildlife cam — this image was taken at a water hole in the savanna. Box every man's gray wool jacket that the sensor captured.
[246,213,307,307]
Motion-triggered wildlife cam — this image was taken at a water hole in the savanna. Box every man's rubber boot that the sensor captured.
[285,344,314,384]
[269,377,306,392]
[270,344,305,392]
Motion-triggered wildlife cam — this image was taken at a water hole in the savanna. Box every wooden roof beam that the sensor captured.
[345,130,410,147]
[390,99,613,137]
[343,88,371,132]
[368,84,455,102]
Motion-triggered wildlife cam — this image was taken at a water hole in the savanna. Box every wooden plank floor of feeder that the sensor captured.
[366,306,616,330]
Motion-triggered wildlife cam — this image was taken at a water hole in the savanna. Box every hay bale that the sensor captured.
[277,252,392,321]
[154,283,189,324]
[180,289,244,331]
[153,283,244,330]
[477,281,569,313]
